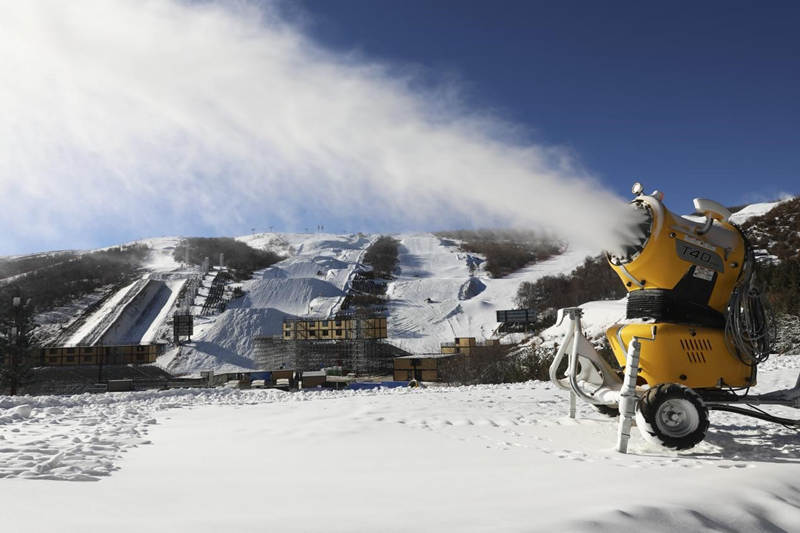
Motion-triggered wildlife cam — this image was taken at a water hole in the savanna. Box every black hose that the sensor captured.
[706,403,800,427]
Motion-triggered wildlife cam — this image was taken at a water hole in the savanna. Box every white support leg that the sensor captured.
[567,316,582,419]
[569,390,577,419]
[616,338,641,454]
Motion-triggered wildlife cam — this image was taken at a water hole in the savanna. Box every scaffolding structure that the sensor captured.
[253,337,394,376]
[254,311,396,376]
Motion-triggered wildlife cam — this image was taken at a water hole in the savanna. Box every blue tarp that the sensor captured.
[346,381,409,390]
[249,372,272,381]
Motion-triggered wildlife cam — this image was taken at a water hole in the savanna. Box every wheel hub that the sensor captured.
[655,398,699,438]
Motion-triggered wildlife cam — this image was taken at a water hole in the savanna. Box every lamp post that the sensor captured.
[8,295,28,396]
[97,340,105,384]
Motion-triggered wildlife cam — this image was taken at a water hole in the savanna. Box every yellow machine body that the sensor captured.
[607,323,753,388]
[605,193,754,389]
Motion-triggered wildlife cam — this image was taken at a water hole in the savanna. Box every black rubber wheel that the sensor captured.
[592,404,620,417]
[635,383,709,450]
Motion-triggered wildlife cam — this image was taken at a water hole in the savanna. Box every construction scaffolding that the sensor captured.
[254,311,397,376]
[252,337,395,376]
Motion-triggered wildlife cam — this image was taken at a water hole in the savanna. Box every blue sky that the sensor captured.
[295,0,799,210]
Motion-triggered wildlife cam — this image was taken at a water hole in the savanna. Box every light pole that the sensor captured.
[8,295,29,396]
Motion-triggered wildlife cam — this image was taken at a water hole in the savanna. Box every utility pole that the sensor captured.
[4,295,32,396]
[97,340,104,384]
[10,297,21,395]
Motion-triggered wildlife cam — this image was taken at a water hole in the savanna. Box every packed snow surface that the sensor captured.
[1,355,799,532]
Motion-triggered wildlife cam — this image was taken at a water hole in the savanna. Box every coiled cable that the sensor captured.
[725,237,775,366]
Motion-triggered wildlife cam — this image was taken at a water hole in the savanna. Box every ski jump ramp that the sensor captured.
[64,277,186,346]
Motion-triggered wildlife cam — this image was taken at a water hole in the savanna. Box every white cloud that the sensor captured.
[0,0,638,253]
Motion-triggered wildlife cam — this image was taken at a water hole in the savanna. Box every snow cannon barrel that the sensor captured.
[605,185,747,328]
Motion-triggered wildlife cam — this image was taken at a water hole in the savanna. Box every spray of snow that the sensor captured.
[0,0,643,254]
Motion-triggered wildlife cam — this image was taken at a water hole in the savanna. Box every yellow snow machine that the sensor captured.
[549,183,800,451]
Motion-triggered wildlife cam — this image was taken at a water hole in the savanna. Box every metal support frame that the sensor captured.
[549,308,622,411]
[549,307,651,454]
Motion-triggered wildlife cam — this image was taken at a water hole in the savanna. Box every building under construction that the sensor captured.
[253,312,398,376]
[37,344,166,366]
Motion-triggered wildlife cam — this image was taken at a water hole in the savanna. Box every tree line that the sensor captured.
[173,237,283,281]
[515,255,626,326]
[362,235,399,279]
[435,229,562,278]
[0,245,150,323]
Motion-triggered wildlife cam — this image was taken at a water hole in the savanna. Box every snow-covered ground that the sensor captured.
[1,355,799,532]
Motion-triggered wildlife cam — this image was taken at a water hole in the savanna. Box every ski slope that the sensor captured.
[55,238,192,348]
[59,277,187,347]
[386,233,596,354]
[1,355,798,532]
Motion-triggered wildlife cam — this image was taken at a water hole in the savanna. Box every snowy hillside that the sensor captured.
[387,234,593,354]
[17,228,596,374]
[162,233,374,374]
[20,194,796,376]
[128,231,593,374]
[728,199,785,225]
[12,229,594,375]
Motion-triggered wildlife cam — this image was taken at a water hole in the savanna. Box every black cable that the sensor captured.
[723,382,751,400]
[706,403,800,430]
[725,228,775,367]
[744,401,798,432]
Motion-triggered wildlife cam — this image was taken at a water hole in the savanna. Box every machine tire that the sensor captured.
[635,383,709,450]
[592,404,620,417]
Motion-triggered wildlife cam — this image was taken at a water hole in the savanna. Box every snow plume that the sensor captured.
[0,0,640,254]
